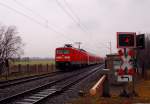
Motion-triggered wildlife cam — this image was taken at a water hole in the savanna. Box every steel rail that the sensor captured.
[0,71,61,89]
[0,64,104,104]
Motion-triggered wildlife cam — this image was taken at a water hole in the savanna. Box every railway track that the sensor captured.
[0,64,104,104]
[0,71,61,89]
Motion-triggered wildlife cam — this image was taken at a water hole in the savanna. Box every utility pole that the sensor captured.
[109,41,112,54]
[75,42,82,49]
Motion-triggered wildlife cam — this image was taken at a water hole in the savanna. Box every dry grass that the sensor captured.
[12,60,55,65]
[71,91,150,104]
[0,60,55,81]
[0,72,51,81]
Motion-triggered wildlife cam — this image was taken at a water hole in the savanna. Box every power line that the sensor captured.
[83,43,103,54]
[0,1,73,41]
[97,42,110,49]
[63,0,91,35]
[63,0,80,22]
[55,0,78,24]
[13,0,73,41]
[0,2,44,27]
[62,0,103,49]
[13,0,48,23]
[55,0,88,34]
[85,42,113,55]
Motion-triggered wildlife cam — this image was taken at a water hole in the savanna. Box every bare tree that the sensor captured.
[0,25,24,74]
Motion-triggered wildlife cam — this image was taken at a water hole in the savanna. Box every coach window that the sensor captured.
[57,50,63,54]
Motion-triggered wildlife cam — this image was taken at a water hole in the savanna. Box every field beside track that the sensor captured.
[0,60,56,81]
[12,60,55,65]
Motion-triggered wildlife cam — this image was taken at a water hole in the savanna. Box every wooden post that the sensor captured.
[35,64,38,73]
[46,64,48,72]
[41,64,43,73]
[18,64,21,73]
[27,64,29,74]
[5,59,9,80]
[38,64,42,74]
[51,64,53,72]
[102,75,110,97]
[33,64,35,73]
[38,64,40,74]
[142,62,145,78]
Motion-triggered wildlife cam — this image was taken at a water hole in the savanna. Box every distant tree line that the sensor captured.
[0,25,24,74]
[137,34,150,69]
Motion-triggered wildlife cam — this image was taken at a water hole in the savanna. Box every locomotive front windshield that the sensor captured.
[56,50,70,54]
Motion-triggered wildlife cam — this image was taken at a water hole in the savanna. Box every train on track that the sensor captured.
[55,44,104,70]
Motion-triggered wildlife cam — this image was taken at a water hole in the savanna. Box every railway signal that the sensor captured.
[116,32,138,97]
[117,32,136,48]
[117,48,135,81]
[136,34,145,49]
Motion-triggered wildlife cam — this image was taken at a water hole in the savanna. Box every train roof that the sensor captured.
[56,47,87,52]
[56,45,102,58]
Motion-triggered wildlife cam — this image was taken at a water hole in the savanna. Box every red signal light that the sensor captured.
[124,37,129,43]
[117,32,136,48]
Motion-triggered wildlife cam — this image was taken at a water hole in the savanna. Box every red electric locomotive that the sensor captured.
[55,44,103,70]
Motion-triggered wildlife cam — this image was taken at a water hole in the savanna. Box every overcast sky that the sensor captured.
[0,0,150,58]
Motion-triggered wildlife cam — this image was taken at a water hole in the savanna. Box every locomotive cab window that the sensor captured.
[56,50,70,54]
[63,50,70,54]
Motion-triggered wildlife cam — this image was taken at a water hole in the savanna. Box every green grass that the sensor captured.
[12,60,55,65]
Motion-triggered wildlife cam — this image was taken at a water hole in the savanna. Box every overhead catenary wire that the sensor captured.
[13,0,74,41]
[62,0,115,52]
[61,0,109,52]
[0,1,73,41]
[63,0,91,35]
[55,0,89,35]
[0,2,45,27]
[1,1,112,55]
[55,0,102,53]
[14,0,92,43]
[63,0,81,23]
[56,0,116,54]
[13,0,48,23]
[84,41,115,56]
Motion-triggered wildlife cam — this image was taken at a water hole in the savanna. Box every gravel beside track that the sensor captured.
[0,71,61,89]
[43,64,105,104]
[0,65,102,103]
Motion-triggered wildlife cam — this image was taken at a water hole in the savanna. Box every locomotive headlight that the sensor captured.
[56,56,62,59]
[64,56,70,59]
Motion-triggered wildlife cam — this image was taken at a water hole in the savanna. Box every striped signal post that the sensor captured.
[117,48,138,97]
[117,48,130,97]
[117,32,139,97]
[128,49,138,97]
